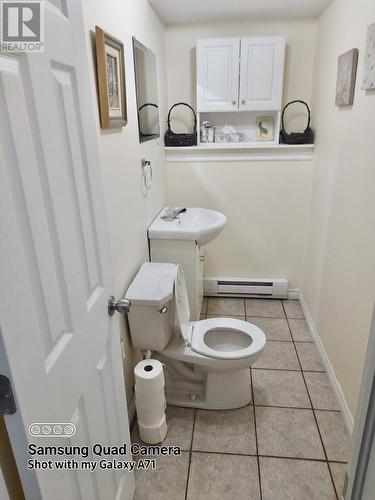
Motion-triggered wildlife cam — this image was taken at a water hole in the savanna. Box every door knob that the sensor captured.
[108,296,131,316]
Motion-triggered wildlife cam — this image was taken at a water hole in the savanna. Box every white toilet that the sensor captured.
[126,262,266,410]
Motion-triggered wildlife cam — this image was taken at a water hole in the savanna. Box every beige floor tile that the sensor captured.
[252,341,300,370]
[134,452,189,500]
[288,319,312,342]
[201,296,208,314]
[193,406,256,455]
[245,299,285,318]
[207,297,245,316]
[316,411,350,462]
[164,406,195,450]
[206,314,246,320]
[256,407,325,459]
[247,317,292,341]
[131,406,195,451]
[329,462,347,498]
[283,300,304,319]
[252,369,310,408]
[187,452,260,500]
[304,372,340,410]
[260,457,336,500]
[295,342,325,371]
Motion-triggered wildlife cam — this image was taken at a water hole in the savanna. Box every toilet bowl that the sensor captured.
[126,262,266,409]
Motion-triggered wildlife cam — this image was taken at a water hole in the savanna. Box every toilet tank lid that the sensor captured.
[125,262,177,306]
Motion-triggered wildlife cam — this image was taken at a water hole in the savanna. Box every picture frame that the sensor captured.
[95,26,127,128]
[362,23,375,90]
[335,48,359,106]
[256,116,274,141]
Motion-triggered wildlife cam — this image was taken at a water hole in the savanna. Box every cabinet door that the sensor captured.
[239,37,285,111]
[197,38,240,112]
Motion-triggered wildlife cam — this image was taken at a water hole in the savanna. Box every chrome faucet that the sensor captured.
[161,207,187,221]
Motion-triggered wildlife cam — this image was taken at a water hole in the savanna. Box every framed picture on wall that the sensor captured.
[256,116,274,141]
[335,48,359,106]
[362,23,375,90]
[95,26,127,128]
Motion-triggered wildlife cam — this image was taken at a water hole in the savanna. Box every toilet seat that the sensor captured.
[191,318,266,360]
[174,265,266,361]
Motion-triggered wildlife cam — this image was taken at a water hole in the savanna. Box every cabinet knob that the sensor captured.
[242,100,245,105]
[232,100,236,105]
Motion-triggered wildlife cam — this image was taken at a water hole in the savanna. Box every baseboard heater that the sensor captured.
[204,277,288,298]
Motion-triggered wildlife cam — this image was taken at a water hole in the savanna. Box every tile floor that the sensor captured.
[131,298,350,500]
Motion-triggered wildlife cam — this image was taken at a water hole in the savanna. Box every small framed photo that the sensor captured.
[95,26,127,128]
[335,48,359,106]
[256,116,274,141]
[362,23,375,90]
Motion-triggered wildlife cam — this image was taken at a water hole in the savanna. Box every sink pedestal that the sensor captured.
[149,239,204,321]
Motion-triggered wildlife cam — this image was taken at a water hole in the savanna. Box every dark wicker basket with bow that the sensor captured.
[279,100,314,145]
[164,102,197,147]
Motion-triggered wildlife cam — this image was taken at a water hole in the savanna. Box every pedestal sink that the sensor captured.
[148,207,227,321]
[148,207,227,246]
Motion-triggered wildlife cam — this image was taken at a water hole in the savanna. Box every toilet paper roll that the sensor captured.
[137,406,166,427]
[138,415,168,445]
[134,388,166,407]
[136,395,166,414]
[134,359,165,393]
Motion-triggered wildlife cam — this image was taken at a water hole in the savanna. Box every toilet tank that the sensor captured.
[125,262,177,350]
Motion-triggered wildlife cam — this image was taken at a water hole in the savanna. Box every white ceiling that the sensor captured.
[148,0,331,24]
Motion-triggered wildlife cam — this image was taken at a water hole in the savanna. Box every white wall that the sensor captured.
[165,19,317,288]
[302,0,375,417]
[167,161,312,286]
[81,0,167,405]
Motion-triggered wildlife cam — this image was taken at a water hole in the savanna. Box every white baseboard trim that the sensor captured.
[287,288,300,300]
[298,290,354,435]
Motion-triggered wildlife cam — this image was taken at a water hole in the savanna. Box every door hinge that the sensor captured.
[0,375,17,415]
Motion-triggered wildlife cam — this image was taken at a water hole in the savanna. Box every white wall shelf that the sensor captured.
[165,143,315,162]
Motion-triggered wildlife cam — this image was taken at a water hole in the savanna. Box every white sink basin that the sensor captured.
[148,207,227,246]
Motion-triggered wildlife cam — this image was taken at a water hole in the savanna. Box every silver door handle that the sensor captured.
[108,296,131,316]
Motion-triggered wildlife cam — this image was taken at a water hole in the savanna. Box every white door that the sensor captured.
[0,2,134,499]
[239,37,285,111]
[345,308,375,499]
[197,38,240,111]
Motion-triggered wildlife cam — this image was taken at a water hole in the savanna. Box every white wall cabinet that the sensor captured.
[239,37,285,111]
[197,38,240,112]
[197,36,285,112]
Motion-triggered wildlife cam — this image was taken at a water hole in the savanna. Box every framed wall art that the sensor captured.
[95,26,127,128]
[362,22,375,90]
[335,48,359,106]
[256,116,274,141]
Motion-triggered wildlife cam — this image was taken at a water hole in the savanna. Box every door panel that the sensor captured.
[240,37,285,111]
[0,1,134,499]
[197,38,240,111]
